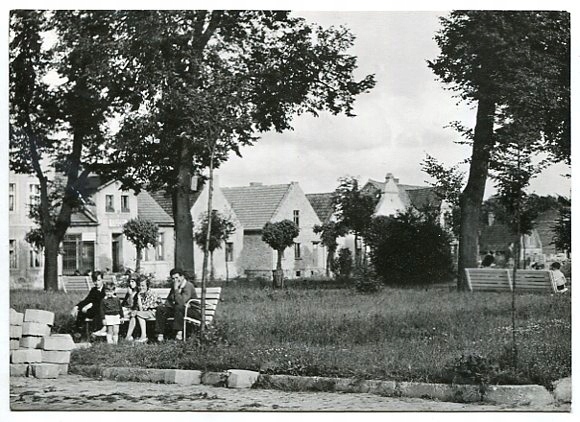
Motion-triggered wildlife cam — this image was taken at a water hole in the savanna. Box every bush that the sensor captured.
[366,210,454,286]
[333,247,353,279]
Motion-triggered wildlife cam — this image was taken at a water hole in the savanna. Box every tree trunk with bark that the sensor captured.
[43,234,60,291]
[173,141,195,278]
[274,250,284,288]
[457,96,496,289]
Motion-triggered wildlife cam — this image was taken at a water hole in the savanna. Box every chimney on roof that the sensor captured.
[249,182,263,187]
[385,173,399,184]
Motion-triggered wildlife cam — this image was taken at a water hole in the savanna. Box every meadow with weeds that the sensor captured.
[10,278,571,388]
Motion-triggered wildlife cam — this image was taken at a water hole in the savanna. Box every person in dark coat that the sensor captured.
[70,270,106,335]
[155,268,196,342]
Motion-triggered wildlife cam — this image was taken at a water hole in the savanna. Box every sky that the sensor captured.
[215,10,572,199]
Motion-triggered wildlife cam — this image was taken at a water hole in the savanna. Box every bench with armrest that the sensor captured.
[465,268,558,293]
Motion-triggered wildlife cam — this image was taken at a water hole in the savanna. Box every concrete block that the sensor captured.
[41,350,71,364]
[11,349,43,363]
[398,382,456,401]
[42,334,75,351]
[24,309,55,326]
[101,367,166,383]
[20,336,44,349]
[484,384,553,406]
[10,324,23,339]
[364,380,398,396]
[552,377,571,403]
[201,371,228,387]
[10,339,21,350]
[73,342,92,349]
[227,369,260,389]
[22,321,51,337]
[31,363,60,379]
[10,309,24,326]
[164,369,202,385]
[451,384,483,403]
[57,363,69,375]
[10,364,30,377]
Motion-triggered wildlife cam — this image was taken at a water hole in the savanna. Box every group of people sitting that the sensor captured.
[70,268,198,344]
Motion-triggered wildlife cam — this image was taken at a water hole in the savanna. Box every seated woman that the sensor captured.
[125,277,161,342]
[121,276,139,316]
[70,271,106,337]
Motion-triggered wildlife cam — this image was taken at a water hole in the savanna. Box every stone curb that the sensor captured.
[69,365,569,406]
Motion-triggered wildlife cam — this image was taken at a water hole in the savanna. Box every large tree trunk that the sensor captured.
[457,97,496,290]
[43,234,60,291]
[326,245,336,277]
[173,141,195,278]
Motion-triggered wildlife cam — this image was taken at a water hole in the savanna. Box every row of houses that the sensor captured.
[8,170,566,288]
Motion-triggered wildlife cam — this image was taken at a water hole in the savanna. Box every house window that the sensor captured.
[293,210,300,227]
[29,183,40,208]
[121,195,130,212]
[62,234,95,275]
[9,240,17,269]
[9,183,15,212]
[29,248,42,268]
[294,242,301,260]
[156,233,164,261]
[105,195,115,212]
[225,242,234,262]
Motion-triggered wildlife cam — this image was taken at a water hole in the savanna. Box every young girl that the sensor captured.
[550,262,568,293]
[100,281,124,344]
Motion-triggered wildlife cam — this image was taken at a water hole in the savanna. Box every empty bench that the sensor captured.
[465,268,558,293]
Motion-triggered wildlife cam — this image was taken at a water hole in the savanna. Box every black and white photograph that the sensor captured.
[3,0,574,417]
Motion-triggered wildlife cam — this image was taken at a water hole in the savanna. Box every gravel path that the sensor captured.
[10,375,570,412]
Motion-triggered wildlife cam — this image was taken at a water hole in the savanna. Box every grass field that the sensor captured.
[10,279,571,388]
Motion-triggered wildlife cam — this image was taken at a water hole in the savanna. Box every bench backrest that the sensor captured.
[513,270,556,293]
[465,268,512,292]
[191,287,222,325]
[61,276,92,293]
[465,268,557,293]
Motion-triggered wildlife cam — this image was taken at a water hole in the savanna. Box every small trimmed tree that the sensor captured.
[194,210,236,281]
[313,221,348,277]
[122,217,159,273]
[262,220,299,288]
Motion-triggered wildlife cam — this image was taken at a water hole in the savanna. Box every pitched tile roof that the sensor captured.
[479,224,519,252]
[137,191,174,226]
[148,189,204,220]
[70,208,98,226]
[222,184,291,230]
[306,193,335,224]
[363,179,439,211]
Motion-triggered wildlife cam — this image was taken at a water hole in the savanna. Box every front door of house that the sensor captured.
[112,234,121,272]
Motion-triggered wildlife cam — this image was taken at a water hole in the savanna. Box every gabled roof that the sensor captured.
[148,190,204,220]
[479,224,520,252]
[70,208,98,226]
[406,188,442,211]
[222,184,291,230]
[138,191,174,226]
[306,193,335,224]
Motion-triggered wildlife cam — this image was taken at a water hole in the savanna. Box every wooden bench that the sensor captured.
[183,287,222,340]
[465,268,558,293]
[61,275,91,293]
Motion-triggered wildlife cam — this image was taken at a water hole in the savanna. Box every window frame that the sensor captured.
[120,195,130,213]
[9,239,17,269]
[105,194,115,212]
[9,183,16,212]
[293,209,300,227]
[294,242,301,260]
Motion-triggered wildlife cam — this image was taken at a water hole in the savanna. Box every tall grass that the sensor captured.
[10,281,571,387]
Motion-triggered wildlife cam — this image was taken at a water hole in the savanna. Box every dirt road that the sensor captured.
[9,375,569,412]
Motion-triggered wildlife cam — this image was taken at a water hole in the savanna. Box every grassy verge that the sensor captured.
[10,280,571,388]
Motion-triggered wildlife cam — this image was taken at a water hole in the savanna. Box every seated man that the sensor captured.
[155,268,196,341]
[70,270,106,337]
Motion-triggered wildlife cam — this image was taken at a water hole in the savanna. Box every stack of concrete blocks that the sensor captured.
[10,308,75,379]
